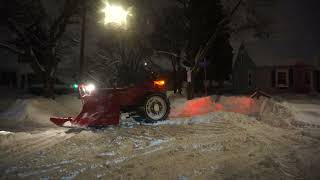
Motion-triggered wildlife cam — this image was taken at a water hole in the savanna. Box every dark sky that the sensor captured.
[235,0,320,64]
[1,0,320,74]
[276,0,320,46]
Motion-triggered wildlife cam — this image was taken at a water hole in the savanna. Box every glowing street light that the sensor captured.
[101,2,131,28]
[79,1,132,82]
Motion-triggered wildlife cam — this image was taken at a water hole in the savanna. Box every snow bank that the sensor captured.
[0,131,13,135]
[169,95,259,118]
[257,99,295,128]
[168,95,296,128]
[0,100,29,122]
[0,95,81,129]
[141,111,260,128]
[55,95,82,114]
[0,93,297,130]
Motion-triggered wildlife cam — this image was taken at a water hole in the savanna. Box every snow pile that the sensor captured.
[169,95,259,118]
[168,93,187,112]
[0,131,13,135]
[142,112,225,126]
[168,95,295,129]
[0,92,298,130]
[256,98,295,128]
[55,95,82,114]
[0,95,81,129]
[0,99,29,123]
[170,97,221,118]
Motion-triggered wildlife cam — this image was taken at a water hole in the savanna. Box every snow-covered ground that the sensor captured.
[0,94,81,131]
[0,93,320,179]
[285,97,320,127]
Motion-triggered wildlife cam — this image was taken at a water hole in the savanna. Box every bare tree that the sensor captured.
[0,0,80,98]
[89,31,153,87]
[153,0,276,99]
[151,5,186,94]
[225,0,277,39]
[152,0,243,99]
[87,0,156,87]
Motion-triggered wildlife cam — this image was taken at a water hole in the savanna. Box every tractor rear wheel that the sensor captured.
[144,93,170,122]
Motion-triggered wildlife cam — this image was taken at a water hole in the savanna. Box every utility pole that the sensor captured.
[79,4,87,82]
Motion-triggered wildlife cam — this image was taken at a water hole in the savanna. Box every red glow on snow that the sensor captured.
[222,97,255,114]
[170,97,218,117]
[169,96,258,118]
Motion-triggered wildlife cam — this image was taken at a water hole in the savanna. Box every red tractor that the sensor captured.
[50,77,170,127]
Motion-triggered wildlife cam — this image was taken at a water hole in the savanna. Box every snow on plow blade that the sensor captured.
[50,117,73,127]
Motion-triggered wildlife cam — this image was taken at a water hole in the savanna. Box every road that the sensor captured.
[1,109,320,179]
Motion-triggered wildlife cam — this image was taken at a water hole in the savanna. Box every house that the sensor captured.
[0,49,33,90]
[233,43,320,94]
[0,26,34,90]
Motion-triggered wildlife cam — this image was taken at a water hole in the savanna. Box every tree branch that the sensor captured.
[7,19,45,72]
[50,0,80,41]
[0,42,25,54]
[193,0,244,71]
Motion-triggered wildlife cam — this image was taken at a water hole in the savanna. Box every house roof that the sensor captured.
[234,41,320,68]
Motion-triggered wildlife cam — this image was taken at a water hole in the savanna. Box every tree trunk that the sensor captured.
[42,48,57,99]
[171,57,177,93]
[186,68,194,100]
[177,58,182,94]
[43,71,55,99]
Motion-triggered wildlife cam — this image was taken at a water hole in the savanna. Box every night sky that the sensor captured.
[233,0,320,65]
[60,0,320,67]
[1,0,320,77]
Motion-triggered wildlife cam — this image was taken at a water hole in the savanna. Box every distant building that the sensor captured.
[0,49,33,90]
[0,26,33,90]
[233,43,320,94]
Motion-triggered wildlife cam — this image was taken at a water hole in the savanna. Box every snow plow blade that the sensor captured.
[50,117,73,127]
[50,89,121,127]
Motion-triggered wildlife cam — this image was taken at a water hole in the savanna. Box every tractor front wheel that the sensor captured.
[144,93,170,122]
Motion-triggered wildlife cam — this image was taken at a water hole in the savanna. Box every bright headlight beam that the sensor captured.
[101,2,131,28]
[85,84,96,93]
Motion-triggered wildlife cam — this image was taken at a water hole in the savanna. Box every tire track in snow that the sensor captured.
[0,129,75,166]
[0,130,63,156]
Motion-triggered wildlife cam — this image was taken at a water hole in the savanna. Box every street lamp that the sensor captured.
[79,1,131,82]
[101,2,131,29]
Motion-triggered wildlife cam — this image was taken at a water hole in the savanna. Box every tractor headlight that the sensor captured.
[85,84,96,93]
[79,83,96,97]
